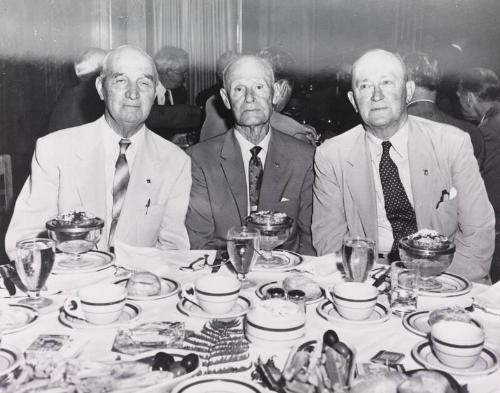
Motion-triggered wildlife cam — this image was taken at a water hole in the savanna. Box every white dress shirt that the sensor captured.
[366,122,414,253]
[234,128,271,215]
[102,121,145,239]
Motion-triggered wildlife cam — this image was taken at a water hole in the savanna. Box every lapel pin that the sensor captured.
[274,162,280,168]
[146,179,151,183]
[423,169,429,176]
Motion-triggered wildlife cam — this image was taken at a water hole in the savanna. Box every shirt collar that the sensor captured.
[366,120,409,160]
[102,118,146,149]
[234,127,272,154]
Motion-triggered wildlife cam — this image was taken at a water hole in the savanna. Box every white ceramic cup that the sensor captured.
[431,320,485,369]
[181,275,241,314]
[63,283,127,325]
[330,282,378,320]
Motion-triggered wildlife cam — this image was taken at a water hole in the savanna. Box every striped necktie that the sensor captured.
[379,141,418,261]
[249,146,263,213]
[109,138,131,248]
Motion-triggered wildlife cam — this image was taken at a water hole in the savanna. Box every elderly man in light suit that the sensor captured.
[5,45,191,260]
[186,55,315,255]
[312,49,494,282]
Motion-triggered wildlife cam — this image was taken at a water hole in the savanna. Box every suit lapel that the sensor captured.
[345,129,377,240]
[259,129,286,208]
[408,118,435,229]
[220,130,247,221]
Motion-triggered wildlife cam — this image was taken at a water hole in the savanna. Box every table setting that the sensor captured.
[0,211,499,392]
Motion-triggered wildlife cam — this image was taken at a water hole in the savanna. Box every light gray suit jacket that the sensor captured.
[186,128,315,255]
[312,115,495,282]
[5,116,191,260]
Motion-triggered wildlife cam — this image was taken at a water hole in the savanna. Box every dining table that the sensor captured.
[1,243,500,393]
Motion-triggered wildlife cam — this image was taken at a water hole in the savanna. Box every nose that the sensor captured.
[126,83,140,100]
[371,84,384,102]
[244,89,255,103]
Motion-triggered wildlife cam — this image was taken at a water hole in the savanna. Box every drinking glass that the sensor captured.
[15,238,56,308]
[390,261,419,316]
[342,237,375,282]
[227,226,260,289]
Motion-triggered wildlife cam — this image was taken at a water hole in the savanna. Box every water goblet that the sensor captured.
[342,236,375,282]
[15,238,56,308]
[227,226,260,289]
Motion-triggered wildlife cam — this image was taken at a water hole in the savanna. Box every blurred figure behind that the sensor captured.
[47,47,107,133]
[458,67,500,282]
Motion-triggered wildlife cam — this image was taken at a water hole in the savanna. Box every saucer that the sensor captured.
[316,300,389,325]
[52,250,114,275]
[256,281,324,305]
[177,296,251,319]
[114,277,180,301]
[59,302,141,329]
[172,374,264,393]
[252,250,303,272]
[0,345,23,379]
[411,340,499,376]
[1,304,39,334]
[403,310,482,337]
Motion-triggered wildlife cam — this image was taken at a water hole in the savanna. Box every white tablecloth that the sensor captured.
[2,248,500,393]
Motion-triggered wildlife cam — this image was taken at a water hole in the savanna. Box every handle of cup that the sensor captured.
[180,283,197,302]
[325,286,335,304]
[63,296,86,320]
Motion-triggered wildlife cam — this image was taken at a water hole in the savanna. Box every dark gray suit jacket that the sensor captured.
[186,128,316,255]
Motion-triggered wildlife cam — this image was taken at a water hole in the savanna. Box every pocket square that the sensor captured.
[280,197,290,202]
[449,186,457,200]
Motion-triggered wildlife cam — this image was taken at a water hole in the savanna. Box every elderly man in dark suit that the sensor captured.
[186,54,315,255]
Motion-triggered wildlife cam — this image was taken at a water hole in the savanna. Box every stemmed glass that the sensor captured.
[227,226,260,289]
[15,238,56,308]
[342,236,375,282]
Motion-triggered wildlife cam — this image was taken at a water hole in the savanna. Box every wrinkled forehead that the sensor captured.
[352,50,405,85]
[103,47,157,79]
[224,56,274,88]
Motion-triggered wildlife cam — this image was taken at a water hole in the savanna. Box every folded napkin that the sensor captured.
[298,253,342,285]
[114,241,216,276]
[474,280,500,312]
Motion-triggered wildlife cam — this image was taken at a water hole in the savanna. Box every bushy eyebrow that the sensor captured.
[109,72,155,82]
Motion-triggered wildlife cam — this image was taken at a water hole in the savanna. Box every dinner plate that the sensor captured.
[411,340,499,376]
[59,302,141,329]
[172,374,264,393]
[177,296,251,319]
[370,268,472,297]
[252,250,303,272]
[403,310,482,338]
[255,281,324,305]
[52,250,114,275]
[114,277,180,301]
[316,300,390,325]
[0,345,23,379]
[0,304,39,334]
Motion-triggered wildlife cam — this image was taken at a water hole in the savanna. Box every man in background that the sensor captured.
[187,55,315,255]
[313,49,494,282]
[47,47,107,133]
[6,45,191,260]
[404,52,485,167]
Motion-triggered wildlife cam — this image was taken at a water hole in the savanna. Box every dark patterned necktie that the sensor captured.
[109,138,131,248]
[248,146,263,213]
[379,141,418,261]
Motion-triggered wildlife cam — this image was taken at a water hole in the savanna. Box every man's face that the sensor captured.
[220,57,278,127]
[96,48,157,133]
[348,51,413,132]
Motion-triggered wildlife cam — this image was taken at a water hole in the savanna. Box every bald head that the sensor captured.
[101,45,158,84]
[74,47,107,79]
[222,55,275,91]
[348,49,414,138]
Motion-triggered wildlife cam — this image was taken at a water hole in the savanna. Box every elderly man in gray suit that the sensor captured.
[312,49,494,282]
[186,54,315,255]
[6,45,191,260]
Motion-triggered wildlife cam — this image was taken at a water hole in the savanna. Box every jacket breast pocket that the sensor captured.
[435,198,458,235]
[135,204,165,243]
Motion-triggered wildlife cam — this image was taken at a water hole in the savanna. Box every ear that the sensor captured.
[405,80,415,103]
[220,87,231,110]
[95,76,105,101]
[347,91,358,112]
[272,81,281,106]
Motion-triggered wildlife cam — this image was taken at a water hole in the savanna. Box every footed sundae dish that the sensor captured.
[46,211,104,263]
[245,210,294,266]
[399,229,455,290]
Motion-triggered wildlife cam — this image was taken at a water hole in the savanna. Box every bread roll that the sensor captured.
[126,272,162,296]
[283,275,321,300]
